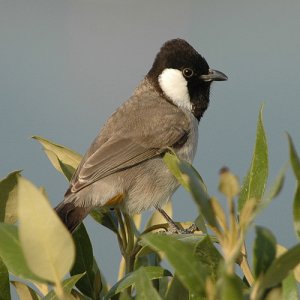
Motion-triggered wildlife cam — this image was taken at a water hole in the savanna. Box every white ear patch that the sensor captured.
[158,68,192,111]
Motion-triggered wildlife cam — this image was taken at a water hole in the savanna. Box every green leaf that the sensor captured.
[135,234,210,272]
[287,133,300,181]
[238,105,268,211]
[43,273,85,300]
[136,234,208,263]
[260,165,286,211]
[0,170,21,224]
[276,244,300,284]
[194,235,222,282]
[220,274,244,300]
[260,243,300,290]
[118,292,133,300]
[180,163,219,231]
[134,248,161,271]
[135,267,162,300]
[0,257,11,300]
[293,184,300,240]
[163,152,207,193]
[177,233,214,244]
[11,281,41,300]
[194,214,207,234]
[163,152,191,191]
[253,226,276,277]
[287,134,300,240]
[57,157,75,181]
[142,234,207,296]
[32,136,81,179]
[282,273,299,300]
[0,223,45,282]
[165,274,189,300]
[69,289,90,299]
[17,177,75,282]
[104,266,171,300]
[163,152,216,231]
[89,207,119,233]
[164,153,217,230]
[70,223,103,299]
[157,276,169,298]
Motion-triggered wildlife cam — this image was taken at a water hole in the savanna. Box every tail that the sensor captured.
[55,202,89,233]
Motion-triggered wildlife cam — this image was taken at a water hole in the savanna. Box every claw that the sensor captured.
[157,207,199,234]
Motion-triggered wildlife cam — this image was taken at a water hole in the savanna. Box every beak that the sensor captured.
[200,69,228,82]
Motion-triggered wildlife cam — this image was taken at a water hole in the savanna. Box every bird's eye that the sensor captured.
[182,68,194,78]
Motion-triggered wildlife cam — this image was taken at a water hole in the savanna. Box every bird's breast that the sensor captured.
[175,112,198,163]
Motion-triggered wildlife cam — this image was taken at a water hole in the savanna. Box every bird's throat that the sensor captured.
[192,99,209,121]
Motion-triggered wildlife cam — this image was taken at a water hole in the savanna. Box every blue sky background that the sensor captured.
[1,0,300,294]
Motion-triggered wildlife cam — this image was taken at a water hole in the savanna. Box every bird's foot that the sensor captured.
[157,207,199,234]
[166,222,199,234]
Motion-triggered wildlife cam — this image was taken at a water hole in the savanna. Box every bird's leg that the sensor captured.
[157,207,180,233]
[157,208,198,234]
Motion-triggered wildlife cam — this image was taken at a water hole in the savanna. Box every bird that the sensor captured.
[55,38,227,233]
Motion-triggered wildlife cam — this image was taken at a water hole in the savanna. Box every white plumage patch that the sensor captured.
[158,68,192,111]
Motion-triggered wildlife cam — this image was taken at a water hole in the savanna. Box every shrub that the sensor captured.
[0,106,299,299]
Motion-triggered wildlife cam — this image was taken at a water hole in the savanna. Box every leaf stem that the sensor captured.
[124,213,134,254]
[240,241,254,286]
[124,213,135,274]
[116,210,127,254]
[53,272,66,300]
[117,256,126,280]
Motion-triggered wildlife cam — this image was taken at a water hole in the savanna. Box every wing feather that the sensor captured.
[67,83,190,194]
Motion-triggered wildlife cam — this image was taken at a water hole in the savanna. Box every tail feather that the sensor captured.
[55,202,89,233]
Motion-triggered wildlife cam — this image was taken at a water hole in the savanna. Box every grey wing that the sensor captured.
[68,129,187,194]
[67,89,190,194]
[70,138,159,192]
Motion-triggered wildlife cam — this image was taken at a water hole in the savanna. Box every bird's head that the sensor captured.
[147,39,227,120]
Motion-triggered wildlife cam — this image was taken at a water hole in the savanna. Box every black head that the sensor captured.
[147,39,227,120]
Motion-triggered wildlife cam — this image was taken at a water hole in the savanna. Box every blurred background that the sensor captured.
[1,0,300,291]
